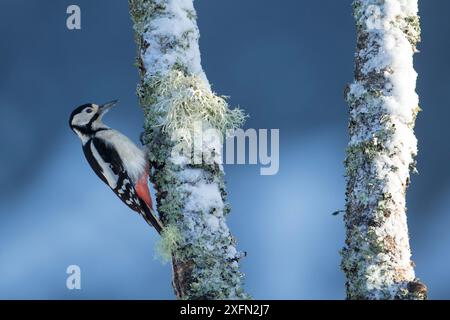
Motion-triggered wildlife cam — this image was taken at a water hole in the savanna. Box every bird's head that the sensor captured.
[69,100,118,140]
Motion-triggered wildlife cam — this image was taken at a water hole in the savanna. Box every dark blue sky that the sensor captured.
[0,0,449,299]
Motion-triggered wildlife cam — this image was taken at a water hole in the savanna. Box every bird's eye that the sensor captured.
[86,108,93,114]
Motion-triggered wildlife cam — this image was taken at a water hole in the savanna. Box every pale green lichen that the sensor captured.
[156,224,182,263]
[147,70,246,140]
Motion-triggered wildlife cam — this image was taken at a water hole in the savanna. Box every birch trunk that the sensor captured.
[342,0,427,299]
[129,0,248,300]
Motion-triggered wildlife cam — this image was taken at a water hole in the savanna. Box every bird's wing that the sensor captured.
[83,137,122,189]
[85,137,162,233]
[89,137,141,210]
[82,139,110,186]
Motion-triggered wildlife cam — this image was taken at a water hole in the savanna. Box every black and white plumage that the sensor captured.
[69,101,163,234]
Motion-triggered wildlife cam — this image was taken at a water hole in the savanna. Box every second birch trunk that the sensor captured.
[342,0,427,300]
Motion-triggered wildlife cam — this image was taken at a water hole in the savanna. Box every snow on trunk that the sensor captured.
[129,0,248,299]
[342,0,427,299]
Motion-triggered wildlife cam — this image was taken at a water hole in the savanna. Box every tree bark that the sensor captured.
[129,0,248,300]
[342,0,427,299]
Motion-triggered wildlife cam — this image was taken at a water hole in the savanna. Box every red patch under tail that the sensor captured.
[135,166,153,210]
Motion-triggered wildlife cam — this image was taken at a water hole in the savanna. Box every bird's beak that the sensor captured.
[99,100,119,115]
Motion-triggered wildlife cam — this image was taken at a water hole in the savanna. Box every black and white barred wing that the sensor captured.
[82,137,145,214]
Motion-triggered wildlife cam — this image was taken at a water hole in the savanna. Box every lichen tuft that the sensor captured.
[147,70,246,141]
[155,224,182,263]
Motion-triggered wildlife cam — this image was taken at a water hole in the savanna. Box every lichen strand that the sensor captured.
[342,0,426,300]
[129,0,248,299]
[145,70,246,141]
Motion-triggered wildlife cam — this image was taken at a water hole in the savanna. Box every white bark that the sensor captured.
[129,0,248,299]
[342,0,427,299]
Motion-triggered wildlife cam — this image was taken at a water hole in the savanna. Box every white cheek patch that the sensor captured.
[72,112,92,127]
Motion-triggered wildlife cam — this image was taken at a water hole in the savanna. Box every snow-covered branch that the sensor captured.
[129,0,248,299]
[342,0,427,299]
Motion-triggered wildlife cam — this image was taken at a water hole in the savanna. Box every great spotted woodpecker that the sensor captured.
[69,100,163,234]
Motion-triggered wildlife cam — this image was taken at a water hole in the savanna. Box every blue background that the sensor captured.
[0,0,449,299]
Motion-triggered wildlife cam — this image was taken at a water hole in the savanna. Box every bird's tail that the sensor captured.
[142,204,163,235]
